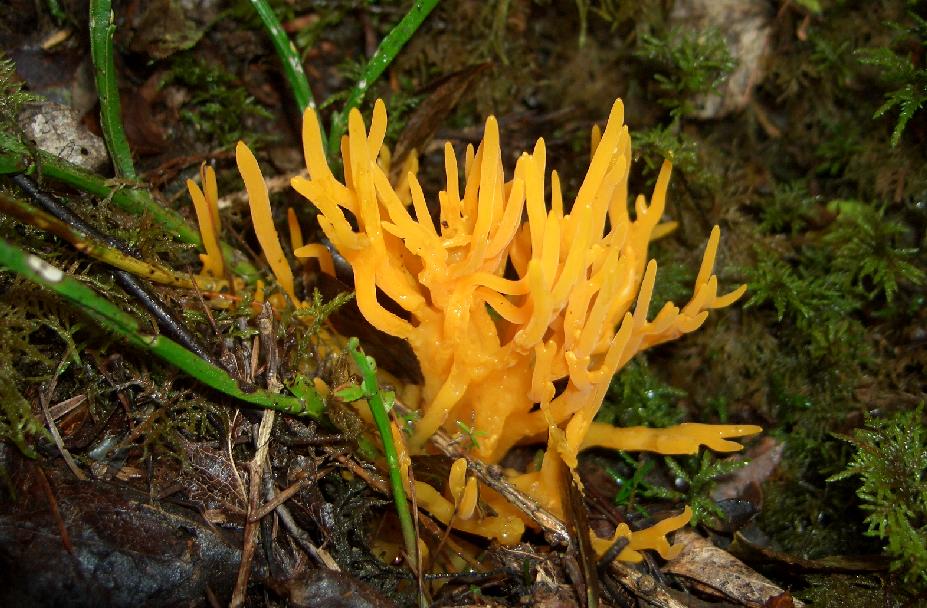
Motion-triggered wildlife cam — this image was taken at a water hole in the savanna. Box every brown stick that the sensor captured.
[248,476,315,522]
[230,460,262,608]
[34,464,73,553]
[231,410,275,608]
[411,407,571,547]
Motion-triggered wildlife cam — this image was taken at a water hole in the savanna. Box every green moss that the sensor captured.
[634,26,735,118]
[829,405,927,588]
[632,123,700,181]
[161,53,273,148]
[0,55,38,130]
[135,389,227,459]
[822,201,925,303]
[598,358,685,429]
[858,11,927,147]
[0,366,46,458]
[293,287,354,339]
[797,574,892,608]
[743,253,865,369]
[0,280,82,458]
[610,450,748,527]
[756,180,817,236]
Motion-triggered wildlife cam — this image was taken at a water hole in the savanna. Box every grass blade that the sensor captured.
[327,0,440,156]
[247,0,319,122]
[344,337,420,577]
[89,0,137,179]
[0,237,322,417]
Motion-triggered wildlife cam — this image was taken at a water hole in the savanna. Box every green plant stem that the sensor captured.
[345,337,419,574]
[247,0,320,121]
[89,0,136,179]
[0,133,259,281]
[0,191,227,291]
[326,0,440,157]
[0,237,321,417]
[88,0,259,281]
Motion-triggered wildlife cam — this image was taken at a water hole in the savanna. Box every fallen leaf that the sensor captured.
[712,436,784,502]
[665,529,803,608]
[389,63,492,184]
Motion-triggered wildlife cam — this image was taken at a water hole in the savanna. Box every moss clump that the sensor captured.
[598,359,685,429]
[0,366,45,458]
[797,574,893,608]
[829,405,927,588]
[634,26,735,118]
[162,53,273,148]
[858,10,927,147]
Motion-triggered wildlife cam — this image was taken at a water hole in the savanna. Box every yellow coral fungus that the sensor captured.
[187,163,225,279]
[449,458,479,520]
[590,506,694,563]
[390,423,524,544]
[240,98,759,560]
[236,142,298,304]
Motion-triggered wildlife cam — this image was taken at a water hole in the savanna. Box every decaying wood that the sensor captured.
[1,457,245,605]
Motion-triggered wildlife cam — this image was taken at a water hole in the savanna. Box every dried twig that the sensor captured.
[249,476,315,522]
[231,409,275,608]
[228,410,248,504]
[274,502,341,571]
[40,356,86,481]
[258,302,281,393]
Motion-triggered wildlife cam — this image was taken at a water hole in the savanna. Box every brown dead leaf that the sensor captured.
[712,436,784,503]
[389,63,492,184]
[665,529,803,608]
[171,435,247,515]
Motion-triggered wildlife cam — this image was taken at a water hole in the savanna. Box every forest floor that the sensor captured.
[0,1,925,607]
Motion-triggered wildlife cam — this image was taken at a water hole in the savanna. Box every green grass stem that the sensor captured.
[326,0,440,157]
[0,192,217,290]
[247,0,319,120]
[0,237,321,417]
[89,0,137,179]
[0,133,259,281]
[344,337,419,576]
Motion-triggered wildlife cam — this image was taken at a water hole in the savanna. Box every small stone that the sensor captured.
[671,0,774,119]
[19,101,108,171]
